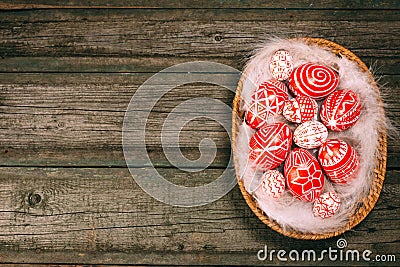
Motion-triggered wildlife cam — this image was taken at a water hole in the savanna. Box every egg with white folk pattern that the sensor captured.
[261,170,286,199]
[318,139,360,184]
[269,50,294,81]
[246,80,289,129]
[284,148,324,202]
[249,122,292,171]
[320,89,361,132]
[283,95,318,123]
[313,192,341,219]
[293,121,328,149]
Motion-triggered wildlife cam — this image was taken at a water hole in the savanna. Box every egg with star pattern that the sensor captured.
[245,80,289,129]
[284,148,324,202]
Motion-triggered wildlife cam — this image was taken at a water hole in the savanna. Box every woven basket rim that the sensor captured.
[232,37,387,240]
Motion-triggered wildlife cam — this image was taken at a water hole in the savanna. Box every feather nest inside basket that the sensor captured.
[235,38,387,233]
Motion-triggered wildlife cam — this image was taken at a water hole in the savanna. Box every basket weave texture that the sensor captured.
[232,37,387,240]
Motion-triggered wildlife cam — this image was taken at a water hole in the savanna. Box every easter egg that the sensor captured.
[284,148,324,202]
[320,89,362,131]
[282,95,318,123]
[249,122,292,170]
[293,121,328,149]
[313,192,341,219]
[269,50,294,81]
[246,80,289,129]
[261,170,286,199]
[318,139,359,184]
[289,63,339,100]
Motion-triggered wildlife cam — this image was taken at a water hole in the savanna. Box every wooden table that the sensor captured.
[1,1,399,265]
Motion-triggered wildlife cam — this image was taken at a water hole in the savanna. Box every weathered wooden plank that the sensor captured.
[0,82,236,146]
[1,10,399,57]
[0,75,398,167]
[0,56,241,74]
[1,0,399,9]
[0,168,398,265]
[0,148,231,168]
[1,56,399,75]
[2,9,400,22]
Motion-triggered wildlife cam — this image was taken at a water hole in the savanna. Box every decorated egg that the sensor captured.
[313,192,341,219]
[289,63,339,100]
[293,121,328,149]
[320,89,361,131]
[282,95,318,123]
[269,50,294,81]
[246,80,289,129]
[318,139,359,184]
[249,122,292,170]
[261,170,286,199]
[284,148,324,202]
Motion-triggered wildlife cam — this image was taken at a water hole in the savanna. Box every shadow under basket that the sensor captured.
[231,37,387,240]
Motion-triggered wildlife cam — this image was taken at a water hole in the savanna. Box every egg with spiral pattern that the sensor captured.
[289,63,339,100]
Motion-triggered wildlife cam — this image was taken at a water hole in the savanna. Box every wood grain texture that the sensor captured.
[1,56,399,74]
[1,0,399,9]
[1,9,399,58]
[0,168,398,265]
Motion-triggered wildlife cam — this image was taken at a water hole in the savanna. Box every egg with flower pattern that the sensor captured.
[284,148,324,202]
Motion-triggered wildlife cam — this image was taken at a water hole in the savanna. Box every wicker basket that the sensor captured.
[232,37,387,240]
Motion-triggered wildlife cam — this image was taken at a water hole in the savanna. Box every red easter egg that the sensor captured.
[249,122,292,170]
[282,95,318,123]
[313,192,341,219]
[284,148,324,202]
[320,89,361,131]
[246,80,289,129]
[293,121,328,149]
[318,139,359,184]
[269,50,294,81]
[289,63,339,100]
[261,170,286,199]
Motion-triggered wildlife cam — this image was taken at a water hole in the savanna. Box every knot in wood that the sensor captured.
[214,34,223,42]
[28,192,42,207]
